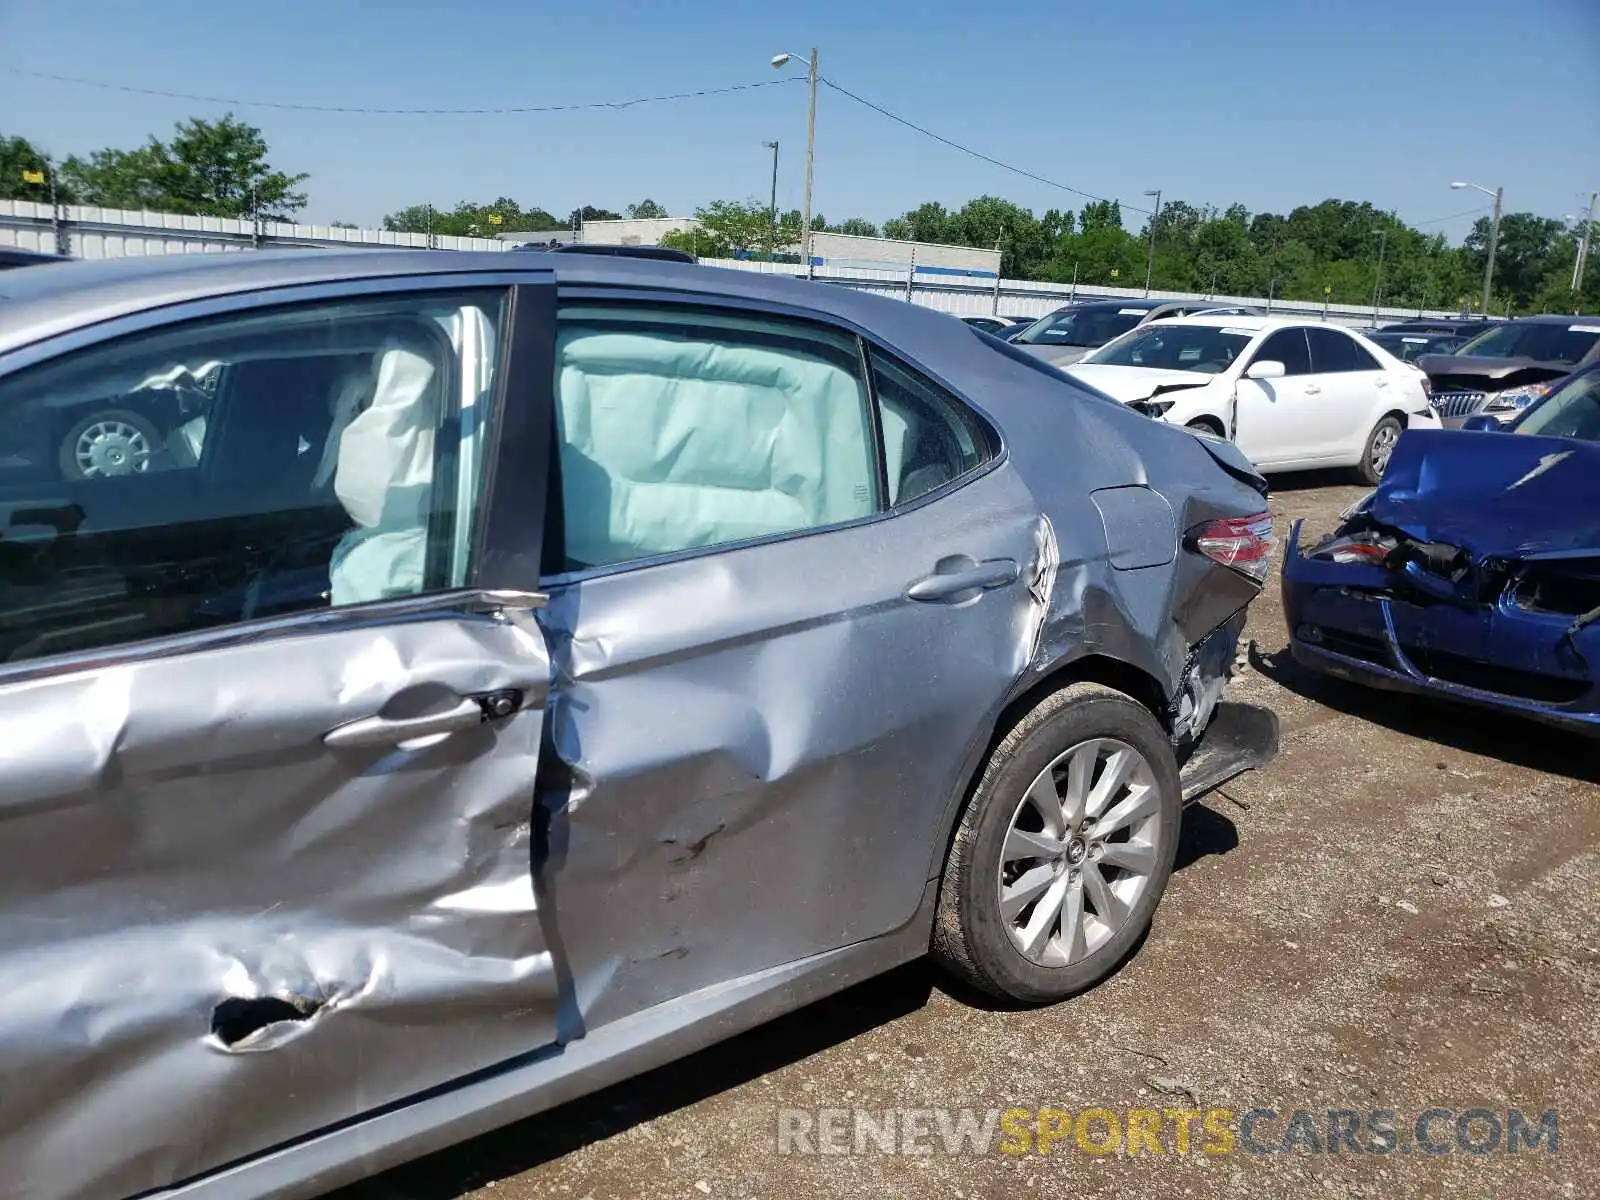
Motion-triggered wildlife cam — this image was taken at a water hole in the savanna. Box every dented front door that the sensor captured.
[0,597,557,1200]
[0,276,564,1200]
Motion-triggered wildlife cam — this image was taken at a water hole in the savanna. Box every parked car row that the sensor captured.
[0,249,1280,1200]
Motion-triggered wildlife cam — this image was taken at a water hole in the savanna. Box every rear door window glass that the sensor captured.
[867,348,992,505]
[1307,327,1380,373]
[552,305,879,572]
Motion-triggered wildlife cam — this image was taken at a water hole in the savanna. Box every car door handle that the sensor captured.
[906,557,1019,603]
[324,691,519,749]
[1303,384,1322,395]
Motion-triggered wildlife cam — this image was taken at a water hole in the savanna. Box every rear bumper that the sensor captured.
[1173,609,1280,804]
[1281,520,1600,736]
[1178,701,1279,803]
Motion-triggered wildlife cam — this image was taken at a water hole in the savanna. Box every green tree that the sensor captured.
[1078,199,1123,234]
[834,217,879,238]
[568,205,622,228]
[58,115,308,219]
[0,133,70,203]
[1464,212,1568,312]
[945,196,1049,278]
[382,199,560,237]
[625,199,669,219]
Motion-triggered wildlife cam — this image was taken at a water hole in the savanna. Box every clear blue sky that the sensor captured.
[3,0,1597,241]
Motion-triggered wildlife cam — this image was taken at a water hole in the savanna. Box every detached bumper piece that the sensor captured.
[1282,520,1600,736]
[1178,702,1280,804]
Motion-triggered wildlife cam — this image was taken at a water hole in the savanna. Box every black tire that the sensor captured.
[57,408,163,480]
[1186,417,1226,439]
[932,682,1181,1004]
[1358,414,1404,486]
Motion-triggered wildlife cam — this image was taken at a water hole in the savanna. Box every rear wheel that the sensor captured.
[932,683,1181,1004]
[58,408,162,480]
[1359,414,1404,485]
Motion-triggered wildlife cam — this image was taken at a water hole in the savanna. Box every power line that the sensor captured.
[1,65,803,115]
[819,78,1150,215]
[1412,204,1490,227]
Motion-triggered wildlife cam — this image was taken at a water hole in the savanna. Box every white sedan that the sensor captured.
[1063,316,1440,483]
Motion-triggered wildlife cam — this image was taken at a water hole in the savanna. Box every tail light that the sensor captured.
[1189,513,1276,583]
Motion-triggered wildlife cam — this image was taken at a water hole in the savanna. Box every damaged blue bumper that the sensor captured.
[1281,429,1600,735]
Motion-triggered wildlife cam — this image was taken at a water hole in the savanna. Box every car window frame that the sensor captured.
[541,287,1005,585]
[1247,327,1314,377]
[0,269,557,681]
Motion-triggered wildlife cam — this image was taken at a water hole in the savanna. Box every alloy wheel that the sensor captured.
[1368,422,1400,476]
[996,738,1162,967]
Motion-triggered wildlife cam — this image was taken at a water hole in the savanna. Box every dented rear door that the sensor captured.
[0,276,562,1200]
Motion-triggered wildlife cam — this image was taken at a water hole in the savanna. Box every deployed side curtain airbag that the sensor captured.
[556,326,875,567]
[329,345,440,604]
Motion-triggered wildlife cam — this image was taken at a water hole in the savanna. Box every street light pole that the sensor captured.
[1453,180,1503,314]
[763,140,780,256]
[773,48,819,272]
[1142,188,1161,297]
[1371,228,1387,325]
[1573,190,1596,293]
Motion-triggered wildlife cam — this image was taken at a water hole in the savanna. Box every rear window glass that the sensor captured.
[1011,306,1147,350]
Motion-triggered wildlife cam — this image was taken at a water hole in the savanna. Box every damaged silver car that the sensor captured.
[0,250,1278,1200]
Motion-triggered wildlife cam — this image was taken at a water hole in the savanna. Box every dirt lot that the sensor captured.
[338,476,1598,1200]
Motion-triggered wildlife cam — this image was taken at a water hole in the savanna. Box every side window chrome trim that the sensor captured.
[0,588,547,688]
[0,271,547,379]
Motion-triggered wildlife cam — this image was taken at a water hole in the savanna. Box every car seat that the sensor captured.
[325,343,441,604]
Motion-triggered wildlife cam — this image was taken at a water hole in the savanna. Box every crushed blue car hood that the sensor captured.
[1368,429,1600,558]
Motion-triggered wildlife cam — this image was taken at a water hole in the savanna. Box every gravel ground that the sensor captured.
[336,475,1598,1200]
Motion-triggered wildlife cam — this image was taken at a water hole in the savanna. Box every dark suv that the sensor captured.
[1419,314,1600,426]
[1010,298,1261,366]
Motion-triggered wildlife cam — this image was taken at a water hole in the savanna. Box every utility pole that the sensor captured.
[802,48,818,274]
[1142,188,1161,297]
[763,140,780,257]
[1573,190,1596,294]
[991,236,1003,315]
[1483,186,1503,314]
[1371,228,1387,325]
[771,48,820,275]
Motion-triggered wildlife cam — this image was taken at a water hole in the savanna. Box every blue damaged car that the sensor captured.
[1283,362,1600,733]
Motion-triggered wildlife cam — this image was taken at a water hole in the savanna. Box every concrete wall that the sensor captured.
[578,217,697,246]
[808,232,1000,278]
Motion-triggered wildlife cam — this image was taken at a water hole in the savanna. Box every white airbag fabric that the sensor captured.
[556,327,875,567]
[329,345,439,604]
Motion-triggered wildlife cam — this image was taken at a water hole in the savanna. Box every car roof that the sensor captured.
[1491,313,1600,325]
[0,248,972,361]
[0,249,1142,437]
[1124,314,1343,334]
